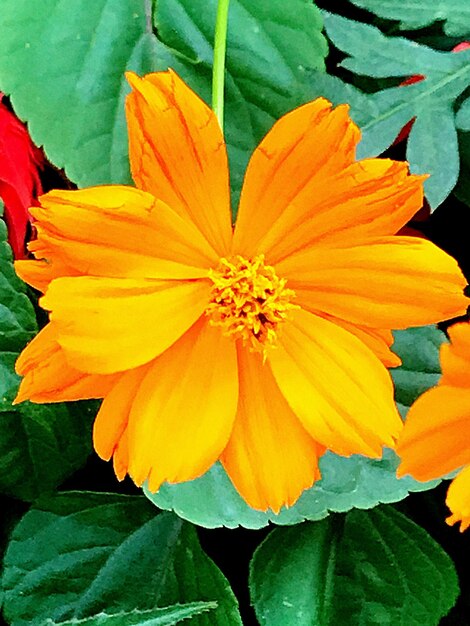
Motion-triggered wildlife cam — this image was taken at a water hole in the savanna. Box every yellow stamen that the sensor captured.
[206,254,298,355]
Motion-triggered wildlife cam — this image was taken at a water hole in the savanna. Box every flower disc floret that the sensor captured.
[206,254,297,353]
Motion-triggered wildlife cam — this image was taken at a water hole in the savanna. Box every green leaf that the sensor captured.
[154,0,327,207]
[0,216,36,352]
[0,394,96,502]
[391,325,446,415]
[456,97,470,130]
[0,0,327,211]
[0,219,95,501]
[322,12,470,208]
[249,506,459,625]
[348,0,470,37]
[0,0,160,188]
[42,603,217,626]
[1,493,242,626]
[145,325,443,529]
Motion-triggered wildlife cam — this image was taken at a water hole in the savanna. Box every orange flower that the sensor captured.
[397,323,470,531]
[14,71,469,512]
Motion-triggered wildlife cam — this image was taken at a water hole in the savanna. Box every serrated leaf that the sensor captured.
[1,493,242,626]
[349,0,470,37]
[249,506,459,625]
[42,602,217,626]
[322,12,470,208]
[145,326,443,529]
[0,0,160,188]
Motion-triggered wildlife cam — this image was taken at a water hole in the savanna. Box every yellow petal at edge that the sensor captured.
[268,309,402,458]
[446,465,470,532]
[221,344,322,513]
[440,323,470,388]
[126,70,232,256]
[397,385,470,481]
[41,276,211,374]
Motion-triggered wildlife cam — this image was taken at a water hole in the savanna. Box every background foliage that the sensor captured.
[1,0,469,624]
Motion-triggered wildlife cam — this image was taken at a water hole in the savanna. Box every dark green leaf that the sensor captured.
[322,12,470,208]
[42,603,217,626]
[349,0,470,37]
[0,219,95,501]
[0,216,36,352]
[1,493,241,626]
[454,130,470,204]
[249,506,459,625]
[0,0,160,188]
[391,326,446,415]
[145,326,443,529]
[456,97,470,130]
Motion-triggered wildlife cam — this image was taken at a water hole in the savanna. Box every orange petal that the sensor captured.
[125,318,238,490]
[14,324,116,404]
[27,186,219,281]
[126,70,232,256]
[397,385,470,481]
[440,323,470,387]
[268,309,402,457]
[41,276,210,374]
[93,365,149,462]
[221,344,322,513]
[233,98,424,260]
[234,99,358,255]
[113,429,130,482]
[278,236,468,329]
[15,257,80,294]
[323,316,401,368]
[446,466,470,532]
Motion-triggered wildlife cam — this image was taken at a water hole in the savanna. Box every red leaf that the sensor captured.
[0,94,44,258]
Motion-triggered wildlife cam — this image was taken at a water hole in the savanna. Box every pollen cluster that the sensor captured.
[206,254,297,354]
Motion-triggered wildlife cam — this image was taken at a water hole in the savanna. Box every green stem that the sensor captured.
[212,0,230,129]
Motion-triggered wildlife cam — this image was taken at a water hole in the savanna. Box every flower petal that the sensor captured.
[268,309,402,457]
[126,70,232,255]
[446,466,470,532]
[323,316,401,368]
[278,237,468,329]
[221,345,322,513]
[15,257,80,294]
[93,365,148,462]
[14,324,116,403]
[125,318,238,490]
[397,385,470,481]
[41,276,210,374]
[26,186,219,282]
[440,323,470,387]
[233,97,424,260]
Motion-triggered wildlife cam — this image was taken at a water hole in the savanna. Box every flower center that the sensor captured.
[206,254,297,354]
